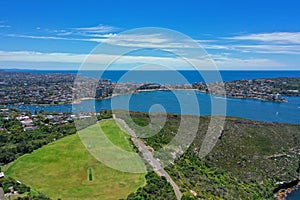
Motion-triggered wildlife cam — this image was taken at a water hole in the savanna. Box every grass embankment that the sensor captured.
[5,120,145,200]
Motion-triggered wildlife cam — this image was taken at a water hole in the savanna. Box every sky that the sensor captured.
[0,0,300,70]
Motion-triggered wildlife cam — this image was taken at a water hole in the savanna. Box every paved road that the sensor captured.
[113,115,182,200]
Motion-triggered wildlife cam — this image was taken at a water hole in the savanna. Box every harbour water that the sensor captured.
[9,90,300,125]
[287,188,300,200]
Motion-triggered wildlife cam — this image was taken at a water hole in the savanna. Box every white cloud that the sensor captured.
[102,33,218,50]
[4,24,120,43]
[6,34,72,41]
[78,33,117,38]
[105,32,300,55]
[0,50,202,67]
[73,24,119,33]
[211,55,286,69]
[53,29,73,36]
[5,33,109,43]
[6,32,300,55]
[4,31,209,49]
[201,32,300,54]
[232,44,300,55]
[0,20,10,28]
[0,51,86,63]
[2,28,299,68]
[228,32,300,44]
[0,50,287,70]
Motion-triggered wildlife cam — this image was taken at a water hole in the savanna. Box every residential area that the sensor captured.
[193,78,300,102]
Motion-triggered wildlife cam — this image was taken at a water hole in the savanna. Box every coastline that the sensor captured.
[276,179,300,200]
[72,97,95,104]
[0,88,292,108]
[197,89,289,103]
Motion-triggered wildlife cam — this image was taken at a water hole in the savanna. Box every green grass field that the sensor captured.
[5,120,146,200]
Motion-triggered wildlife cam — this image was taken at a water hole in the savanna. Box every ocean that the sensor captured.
[4,69,300,83]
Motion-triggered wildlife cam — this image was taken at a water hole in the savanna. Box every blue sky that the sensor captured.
[0,0,300,70]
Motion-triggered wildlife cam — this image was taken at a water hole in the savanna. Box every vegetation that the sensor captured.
[97,109,113,120]
[88,167,93,181]
[3,110,300,199]
[0,177,50,200]
[124,112,300,199]
[265,77,300,96]
[124,112,180,150]
[0,177,30,194]
[166,153,275,199]
[0,111,76,165]
[125,172,176,200]
[0,109,113,165]
[5,121,145,200]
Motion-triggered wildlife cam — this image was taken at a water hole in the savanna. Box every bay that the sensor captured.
[9,90,300,125]
[6,70,300,124]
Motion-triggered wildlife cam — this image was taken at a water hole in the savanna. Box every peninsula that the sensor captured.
[1,71,300,105]
[193,77,300,102]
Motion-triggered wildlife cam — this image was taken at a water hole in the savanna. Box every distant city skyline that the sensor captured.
[0,0,300,70]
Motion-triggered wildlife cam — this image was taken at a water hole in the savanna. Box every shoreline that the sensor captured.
[276,179,300,200]
[72,97,95,104]
[0,88,296,107]
[198,90,289,103]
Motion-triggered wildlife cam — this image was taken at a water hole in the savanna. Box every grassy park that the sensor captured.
[5,120,145,200]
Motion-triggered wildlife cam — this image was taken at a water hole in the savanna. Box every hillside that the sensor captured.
[5,121,146,200]
[4,112,300,199]
[124,112,300,199]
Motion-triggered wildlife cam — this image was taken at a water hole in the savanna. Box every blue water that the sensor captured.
[5,69,300,125]
[9,90,300,125]
[5,69,300,124]
[287,188,300,200]
[3,69,300,83]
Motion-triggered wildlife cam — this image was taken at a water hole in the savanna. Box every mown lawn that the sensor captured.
[6,120,145,200]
